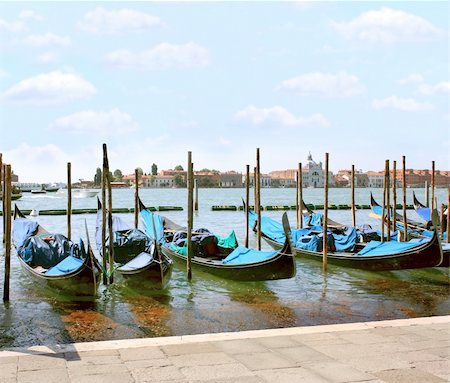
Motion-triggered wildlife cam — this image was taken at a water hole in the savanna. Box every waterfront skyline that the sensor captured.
[1,2,448,183]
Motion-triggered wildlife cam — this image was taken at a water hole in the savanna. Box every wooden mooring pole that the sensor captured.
[447,189,449,244]
[402,156,407,242]
[101,149,108,285]
[299,163,303,229]
[431,161,435,211]
[386,160,391,241]
[323,153,329,272]
[104,145,114,285]
[3,165,11,302]
[67,162,72,240]
[392,160,397,232]
[186,152,193,280]
[351,164,356,227]
[245,164,249,248]
[381,160,387,243]
[425,181,429,207]
[440,203,445,240]
[256,148,261,250]
[134,168,139,229]
[194,179,198,212]
[296,170,299,229]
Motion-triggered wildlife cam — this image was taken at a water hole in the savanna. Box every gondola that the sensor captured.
[95,199,172,289]
[370,193,448,267]
[139,199,296,281]
[413,194,448,267]
[12,205,101,296]
[252,208,443,271]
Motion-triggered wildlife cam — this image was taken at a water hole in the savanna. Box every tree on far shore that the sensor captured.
[151,163,158,175]
[113,169,123,181]
[174,165,184,171]
[94,168,102,185]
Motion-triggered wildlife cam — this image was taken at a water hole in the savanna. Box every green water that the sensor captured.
[0,188,448,348]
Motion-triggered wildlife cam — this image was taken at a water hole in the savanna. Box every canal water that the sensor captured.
[0,188,448,348]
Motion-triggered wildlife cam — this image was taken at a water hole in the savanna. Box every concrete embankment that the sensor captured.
[0,316,448,382]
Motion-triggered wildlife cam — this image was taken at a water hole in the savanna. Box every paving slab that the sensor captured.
[373,368,448,383]
[0,315,448,383]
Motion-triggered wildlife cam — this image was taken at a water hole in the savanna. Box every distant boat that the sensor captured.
[31,189,46,194]
[45,186,59,192]
[56,189,98,198]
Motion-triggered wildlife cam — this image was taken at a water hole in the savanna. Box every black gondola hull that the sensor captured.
[261,232,442,271]
[161,245,295,281]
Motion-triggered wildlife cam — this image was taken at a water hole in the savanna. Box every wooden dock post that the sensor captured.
[431,161,435,211]
[299,163,303,229]
[245,164,249,248]
[256,148,261,250]
[351,164,356,227]
[134,168,139,229]
[447,189,449,244]
[296,170,299,229]
[101,150,108,285]
[186,152,193,280]
[440,203,445,240]
[67,162,72,240]
[323,153,329,272]
[402,156,407,242]
[104,145,114,285]
[386,160,391,241]
[392,160,397,232]
[3,165,11,302]
[425,181,429,207]
[381,160,387,243]
[194,179,198,212]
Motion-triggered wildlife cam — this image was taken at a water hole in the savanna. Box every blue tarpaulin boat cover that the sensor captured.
[356,240,423,256]
[95,211,132,252]
[250,211,357,252]
[12,217,39,251]
[46,255,84,276]
[416,207,431,223]
[222,246,277,265]
[117,251,154,271]
[140,209,165,243]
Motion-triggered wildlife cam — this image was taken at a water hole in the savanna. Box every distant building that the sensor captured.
[142,175,175,188]
[244,173,272,188]
[336,169,369,187]
[11,171,18,183]
[393,169,449,187]
[219,171,243,187]
[269,152,334,188]
[367,171,384,188]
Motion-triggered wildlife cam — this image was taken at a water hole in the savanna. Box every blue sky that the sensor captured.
[0,1,448,182]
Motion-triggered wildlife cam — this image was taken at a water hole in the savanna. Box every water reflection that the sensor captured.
[1,187,449,348]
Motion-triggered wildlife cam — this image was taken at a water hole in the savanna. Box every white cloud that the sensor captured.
[332,7,443,44]
[219,136,232,146]
[18,10,44,22]
[37,52,59,64]
[418,81,450,95]
[4,143,68,183]
[24,32,71,47]
[234,105,331,128]
[0,10,43,33]
[105,42,210,70]
[399,74,450,95]
[372,96,434,112]
[52,109,139,135]
[279,72,365,97]
[0,68,9,79]
[78,7,163,34]
[0,18,26,33]
[0,70,96,105]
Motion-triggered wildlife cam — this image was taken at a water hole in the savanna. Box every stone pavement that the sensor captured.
[0,316,448,383]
